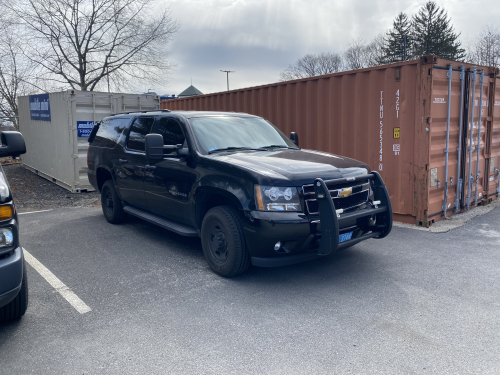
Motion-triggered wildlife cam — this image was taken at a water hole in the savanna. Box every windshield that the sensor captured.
[189,116,297,154]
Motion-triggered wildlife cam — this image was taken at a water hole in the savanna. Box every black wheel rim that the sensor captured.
[208,220,229,264]
[104,188,114,216]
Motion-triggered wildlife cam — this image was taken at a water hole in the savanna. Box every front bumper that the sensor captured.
[0,247,24,308]
[245,172,392,267]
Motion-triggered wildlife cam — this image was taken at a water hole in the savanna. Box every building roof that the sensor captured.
[178,85,203,98]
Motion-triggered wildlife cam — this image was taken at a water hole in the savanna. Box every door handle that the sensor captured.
[119,159,128,164]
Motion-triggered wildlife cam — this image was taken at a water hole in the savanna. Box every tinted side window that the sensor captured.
[94,118,130,147]
[155,118,185,146]
[127,117,155,152]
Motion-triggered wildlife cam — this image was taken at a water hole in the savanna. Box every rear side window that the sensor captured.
[94,118,130,148]
[155,118,185,146]
[127,117,155,152]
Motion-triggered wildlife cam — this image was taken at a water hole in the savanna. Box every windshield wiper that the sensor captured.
[208,146,267,154]
[260,145,300,150]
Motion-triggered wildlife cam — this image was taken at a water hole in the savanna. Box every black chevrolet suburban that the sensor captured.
[0,131,28,322]
[87,111,392,276]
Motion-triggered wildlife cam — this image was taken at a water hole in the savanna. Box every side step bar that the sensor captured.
[123,205,199,237]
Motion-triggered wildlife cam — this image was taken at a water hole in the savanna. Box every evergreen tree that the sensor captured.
[411,1,465,60]
[383,12,412,63]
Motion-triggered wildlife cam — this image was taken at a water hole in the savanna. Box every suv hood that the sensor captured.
[212,149,370,185]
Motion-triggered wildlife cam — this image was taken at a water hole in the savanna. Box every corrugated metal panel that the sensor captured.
[18,90,159,192]
[162,56,498,225]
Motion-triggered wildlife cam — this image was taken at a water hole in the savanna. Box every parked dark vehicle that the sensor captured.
[0,131,28,322]
[87,111,392,276]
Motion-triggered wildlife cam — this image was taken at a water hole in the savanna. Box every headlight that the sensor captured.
[0,228,13,248]
[255,185,301,211]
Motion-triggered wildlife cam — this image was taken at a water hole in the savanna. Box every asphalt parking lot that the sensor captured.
[1,206,499,374]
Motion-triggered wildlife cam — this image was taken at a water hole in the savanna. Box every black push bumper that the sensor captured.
[251,172,392,267]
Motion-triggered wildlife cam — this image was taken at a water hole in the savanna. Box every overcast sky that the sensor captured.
[156,0,500,96]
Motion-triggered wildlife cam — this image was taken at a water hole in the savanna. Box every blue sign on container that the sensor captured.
[29,94,51,121]
[77,121,95,138]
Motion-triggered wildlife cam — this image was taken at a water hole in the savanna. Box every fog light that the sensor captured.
[274,241,281,251]
[0,228,13,248]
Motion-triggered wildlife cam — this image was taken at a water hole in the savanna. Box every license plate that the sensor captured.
[339,231,353,243]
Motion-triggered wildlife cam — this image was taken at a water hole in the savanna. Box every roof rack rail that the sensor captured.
[109,111,132,116]
[109,109,170,116]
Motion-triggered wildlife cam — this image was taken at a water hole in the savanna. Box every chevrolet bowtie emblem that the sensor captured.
[338,187,352,197]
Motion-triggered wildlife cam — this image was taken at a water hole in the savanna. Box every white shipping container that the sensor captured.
[18,90,159,192]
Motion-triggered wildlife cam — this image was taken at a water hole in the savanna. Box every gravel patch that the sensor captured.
[3,164,101,210]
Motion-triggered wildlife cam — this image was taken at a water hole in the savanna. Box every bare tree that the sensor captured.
[0,22,49,130]
[343,39,369,70]
[9,0,179,92]
[467,25,500,68]
[279,52,343,81]
[343,38,387,70]
[365,35,387,66]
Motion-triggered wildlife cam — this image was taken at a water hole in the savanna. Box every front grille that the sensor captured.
[303,180,370,215]
[302,180,368,195]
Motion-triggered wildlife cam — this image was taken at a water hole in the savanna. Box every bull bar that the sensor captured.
[313,171,393,256]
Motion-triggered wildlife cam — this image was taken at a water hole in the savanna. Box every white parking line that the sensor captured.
[18,209,53,215]
[23,248,91,314]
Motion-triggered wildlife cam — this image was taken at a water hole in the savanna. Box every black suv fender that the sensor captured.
[194,177,253,230]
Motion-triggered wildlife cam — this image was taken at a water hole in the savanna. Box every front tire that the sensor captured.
[201,206,250,277]
[101,180,126,224]
[0,260,28,323]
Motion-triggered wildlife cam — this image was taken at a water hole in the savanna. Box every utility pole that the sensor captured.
[220,70,235,91]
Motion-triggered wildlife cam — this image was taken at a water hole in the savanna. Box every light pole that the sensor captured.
[220,70,235,91]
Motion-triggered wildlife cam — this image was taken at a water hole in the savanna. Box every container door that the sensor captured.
[427,66,465,217]
[461,69,489,210]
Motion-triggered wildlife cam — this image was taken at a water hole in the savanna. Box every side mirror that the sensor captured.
[146,134,187,161]
[290,132,299,147]
[176,144,189,156]
[146,134,171,161]
[0,131,26,158]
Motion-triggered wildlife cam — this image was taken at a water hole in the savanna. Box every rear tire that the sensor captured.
[201,206,250,277]
[0,260,28,323]
[101,180,126,224]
